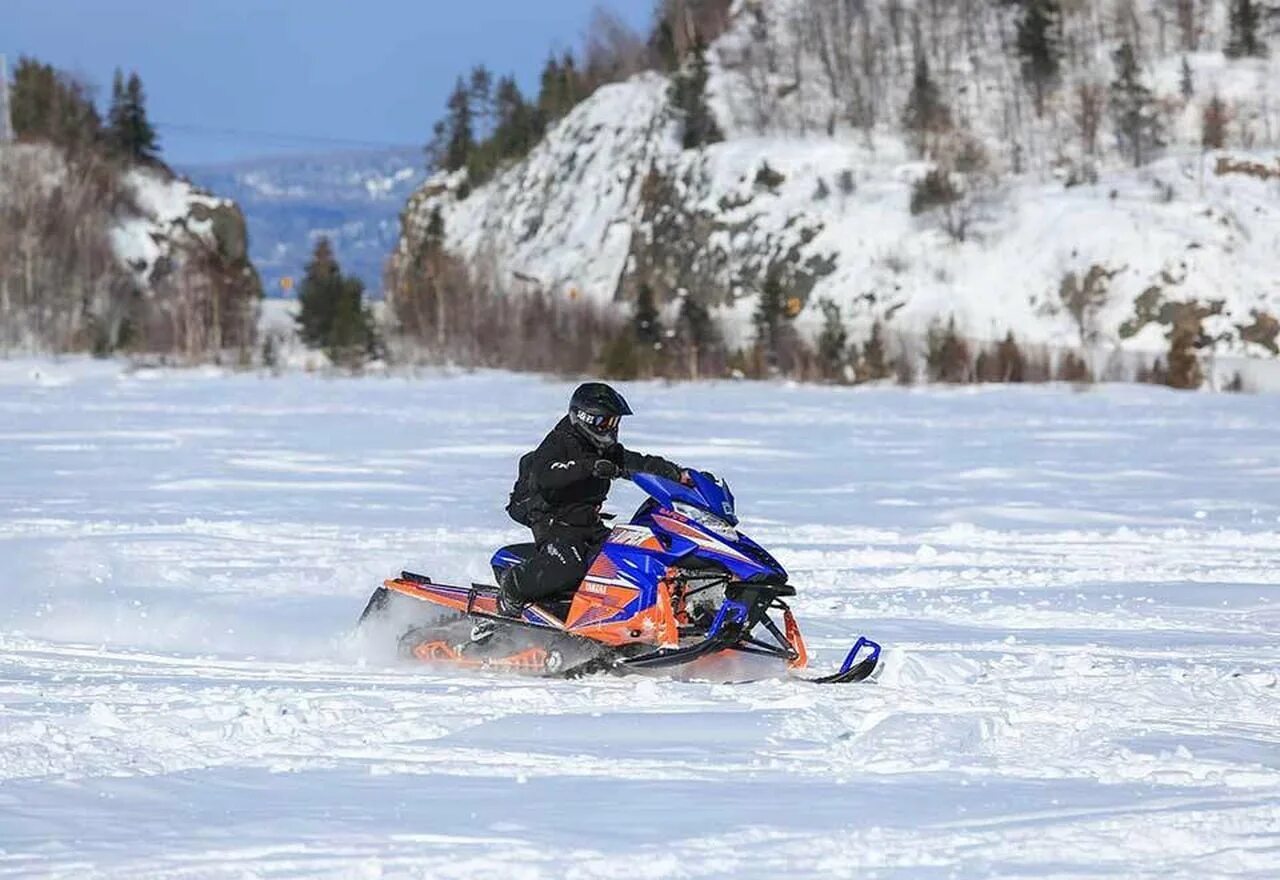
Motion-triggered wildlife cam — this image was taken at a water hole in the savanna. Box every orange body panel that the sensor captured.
[563,585,679,648]
[384,577,496,614]
[783,608,809,669]
[410,639,550,672]
[563,550,680,648]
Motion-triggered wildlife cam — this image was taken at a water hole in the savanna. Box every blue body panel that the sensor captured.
[631,471,738,525]
[490,471,785,607]
[489,545,529,572]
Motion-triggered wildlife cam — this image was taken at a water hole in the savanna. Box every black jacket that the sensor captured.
[528,416,683,529]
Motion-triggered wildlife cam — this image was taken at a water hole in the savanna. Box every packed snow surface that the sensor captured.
[1,362,1278,878]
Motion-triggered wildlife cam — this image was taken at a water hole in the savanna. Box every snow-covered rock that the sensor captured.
[111,165,243,285]
[392,0,1280,359]
[396,74,675,303]
[0,142,262,356]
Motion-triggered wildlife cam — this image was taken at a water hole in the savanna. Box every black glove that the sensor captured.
[592,459,621,480]
[602,443,625,466]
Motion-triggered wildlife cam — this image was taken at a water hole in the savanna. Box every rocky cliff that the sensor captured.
[391,0,1280,367]
[0,144,261,357]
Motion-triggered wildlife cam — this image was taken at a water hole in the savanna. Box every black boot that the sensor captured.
[496,568,525,618]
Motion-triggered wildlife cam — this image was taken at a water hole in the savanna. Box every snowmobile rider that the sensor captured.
[498,382,687,615]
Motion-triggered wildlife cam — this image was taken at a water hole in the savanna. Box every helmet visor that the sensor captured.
[577,412,620,432]
[572,408,621,446]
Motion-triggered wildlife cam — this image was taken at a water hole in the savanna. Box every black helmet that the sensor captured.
[568,382,632,450]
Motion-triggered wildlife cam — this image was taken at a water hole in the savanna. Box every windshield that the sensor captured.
[630,471,737,525]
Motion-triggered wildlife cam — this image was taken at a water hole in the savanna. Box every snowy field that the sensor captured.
[1,362,1278,879]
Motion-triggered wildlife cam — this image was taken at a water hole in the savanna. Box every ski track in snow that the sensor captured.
[1,362,1278,878]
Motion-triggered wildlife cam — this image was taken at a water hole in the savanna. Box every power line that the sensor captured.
[155,120,419,151]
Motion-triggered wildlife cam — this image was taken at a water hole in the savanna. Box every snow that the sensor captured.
[110,167,226,280]
[1,363,1278,877]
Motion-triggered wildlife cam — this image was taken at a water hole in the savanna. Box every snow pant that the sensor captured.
[505,522,608,603]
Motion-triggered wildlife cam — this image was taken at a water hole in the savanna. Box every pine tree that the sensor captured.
[1225,0,1266,59]
[492,75,540,160]
[926,317,972,383]
[995,331,1026,382]
[1110,42,1163,168]
[675,293,717,378]
[1176,0,1198,51]
[668,35,723,150]
[9,57,101,152]
[297,238,342,348]
[438,77,474,173]
[902,53,951,156]
[426,205,446,245]
[650,17,679,72]
[106,69,126,148]
[1179,56,1194,99]
[837,169,856,199]
[125,72,160,162]
[1202,94,1229,149]
[536,53,584,124]
[859,320,891,382]
[816,299,849,381]
[559,53,582,113]
[1055,351,1092,383]
[1016,0,1062,117]
[677,294,714,348]
[464,141,498,185]
[633,283,662,347]
[460,72,537,186]
[468,65,494,133]
[536,56,563,121]
[754,273,796,373]
[106,70,160,163]
[600,329,642,380]
[296,238,375,366]
[326,275,377,367]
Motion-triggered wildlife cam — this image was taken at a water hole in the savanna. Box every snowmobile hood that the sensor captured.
[632,470,738,525]
[631,471,783,582]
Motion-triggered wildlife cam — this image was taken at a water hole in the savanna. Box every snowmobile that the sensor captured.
[358,470,881,683]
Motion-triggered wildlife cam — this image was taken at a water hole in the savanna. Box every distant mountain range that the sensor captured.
[184,148,427,297]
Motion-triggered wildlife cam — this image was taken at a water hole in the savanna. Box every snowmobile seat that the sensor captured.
[491,542,537,581]
[487,543,578,622]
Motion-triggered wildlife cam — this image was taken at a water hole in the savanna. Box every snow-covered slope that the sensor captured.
[2,365,1279,876]
[392,0,1280,358]
[398,75,674,303]
[186,149,427,295]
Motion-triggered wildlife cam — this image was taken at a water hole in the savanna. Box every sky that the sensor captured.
[2,0,654,167]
